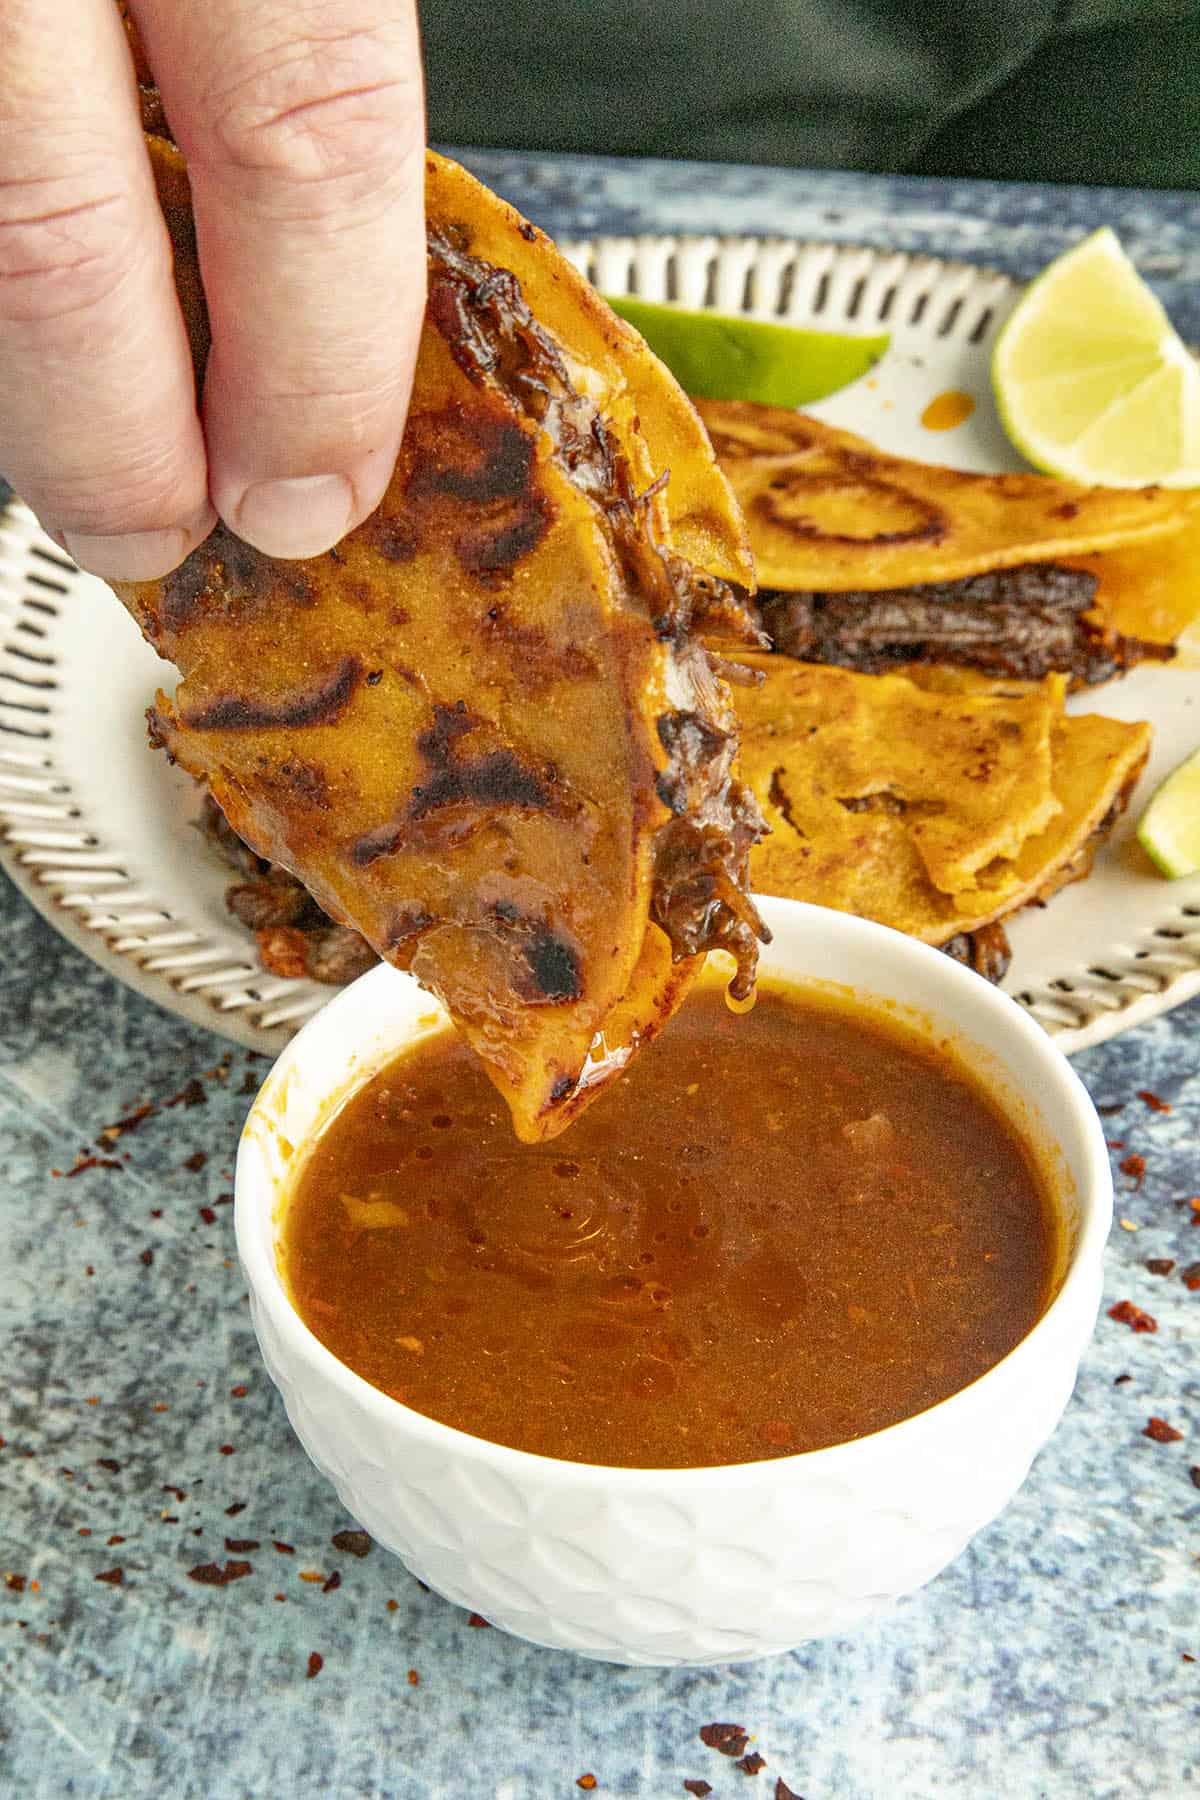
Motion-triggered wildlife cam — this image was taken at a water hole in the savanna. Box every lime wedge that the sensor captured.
[993,227,1200,488]
[606,296,889,408]
[1137,744,1200,877]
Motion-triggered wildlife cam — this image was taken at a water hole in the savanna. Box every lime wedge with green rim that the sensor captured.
[606,296,889,408]
[1137,744,1200,877]
[993,227,1200,488]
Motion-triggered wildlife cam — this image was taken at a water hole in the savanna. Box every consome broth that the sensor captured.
[282,979,1058,1467]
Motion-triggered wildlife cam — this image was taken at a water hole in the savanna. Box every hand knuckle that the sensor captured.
[203,30,419,196]
[35,459,200,538]
[0,177,138,325]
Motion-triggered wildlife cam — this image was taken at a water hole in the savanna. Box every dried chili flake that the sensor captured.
[273,1541,295,1555]
[187,1560,252,1586]
[1106,1139,1125,1150]
[96,1457,122,1473]
[199,1207,217,1226]
[306,1651,323,1680]
[1184,1653,1196,1663]
[165,1078,208,1109]
[299,1570,326,1584]
[1119,1154,1146,1189]
[467,1612,490,1628]
[1181,1264,1200,1291]
[182,1150,208,1172]
[1108,1300,1158,1333]
[230,1385,248,1398]
[1190,1198,1200,1224]
[683,1784,713,1798]
[774,1783,803,1800]
[218,1444,234,1457]
[239,1070,260,1095]
[1137,1089,1171,1113]
[737,1752,768,1775]
[152,1404,170,1413]
[700,1725,750,1758]
[94,1568,124,1586]
[162,1485,188,1502]
[407,1668,419,1686]
[1190,1467,1200,1491]
[330,1529,371,1558]
[106,1535,124,1547]
[59,1156,123,1179]
[225,1537,259,1553]
[1146,1259,1176,1277]
[1144,1417,1183,1443]
[386,1599,399,1613]
[215,1192,234,1207]
[323,1571,341,1594]
[576,1778,597,1791]
[139,1249,154,1267]
[99,1103,156,1142]
[224,1500,246,1516]
[1097,1102,1123,1117]
[5,1573,26,1592]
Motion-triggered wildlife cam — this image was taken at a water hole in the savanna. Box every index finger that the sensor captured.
[135,0,426,560]
[0,0,213,579]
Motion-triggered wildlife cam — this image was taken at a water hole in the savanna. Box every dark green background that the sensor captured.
[423,1,1200,187]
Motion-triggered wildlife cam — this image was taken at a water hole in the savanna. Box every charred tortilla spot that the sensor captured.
[480,605,598,688]
[549,1073,575,1104]
[273,759,330,809]
[350,703,562,866]
[490,904,584,1003]
[364,515,419,564]
[519,926,583,1003]
[162,522,313,633]
[456,504,552,581]
[182,656,362,732]
[411,748,555,819]
[402,401,556,583]
[756,474,946,550]
[407,407,535,505]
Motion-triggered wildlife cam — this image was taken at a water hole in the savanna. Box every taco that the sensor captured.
[732,655,1151,957]
[110,134,766,1142]
[697,400,1199,676]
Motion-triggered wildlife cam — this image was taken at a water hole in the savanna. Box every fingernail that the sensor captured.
[233,474,354,560]
[61,524,208,582]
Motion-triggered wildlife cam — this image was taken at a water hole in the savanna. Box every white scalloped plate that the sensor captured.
[3,234,1199,1056]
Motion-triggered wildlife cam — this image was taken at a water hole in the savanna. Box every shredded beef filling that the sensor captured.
[939,922,1012,984]
[761,563,1174,686]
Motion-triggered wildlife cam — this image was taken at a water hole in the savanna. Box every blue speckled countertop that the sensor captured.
[2,154,1199,1799]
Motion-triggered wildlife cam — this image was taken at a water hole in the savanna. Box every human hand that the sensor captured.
[0,1,426,579]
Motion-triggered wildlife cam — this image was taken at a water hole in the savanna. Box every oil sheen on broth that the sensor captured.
[282,979,1059,1468]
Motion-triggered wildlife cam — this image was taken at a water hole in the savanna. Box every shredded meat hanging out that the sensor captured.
[939,921,1013,984]
[426,228,768,995]
[760,562,1174,685]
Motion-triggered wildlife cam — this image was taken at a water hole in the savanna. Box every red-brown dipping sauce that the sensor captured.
[282,979,1059,1468]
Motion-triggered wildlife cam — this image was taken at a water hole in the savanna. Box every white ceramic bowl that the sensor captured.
[235,897,1111,1667]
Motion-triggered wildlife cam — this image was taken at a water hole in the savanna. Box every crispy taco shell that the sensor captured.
[698,400,1198,592]
[732,655,1151,945]
[112,139,765,1141]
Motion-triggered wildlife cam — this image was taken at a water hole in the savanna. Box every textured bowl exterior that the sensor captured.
[236,899,1112,1666]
